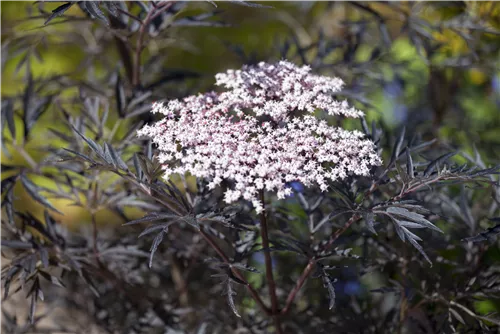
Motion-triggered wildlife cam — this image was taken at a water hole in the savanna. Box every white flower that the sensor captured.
[138,61,382,211]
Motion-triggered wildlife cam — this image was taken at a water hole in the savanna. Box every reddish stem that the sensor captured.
[124,170,269,315]
[321,214,361,252]
[259,191,283,334]
[281,260,315,315]
[132,2,174,87]
[281,214,361,315]
[199,229,271,315]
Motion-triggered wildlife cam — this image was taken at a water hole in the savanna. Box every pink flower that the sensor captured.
[138,61,382,213]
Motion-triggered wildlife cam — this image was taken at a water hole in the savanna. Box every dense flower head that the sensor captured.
[214,60,363,121]
[138,61,382,212]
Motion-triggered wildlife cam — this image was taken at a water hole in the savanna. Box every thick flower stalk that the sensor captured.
[138,61,382,212]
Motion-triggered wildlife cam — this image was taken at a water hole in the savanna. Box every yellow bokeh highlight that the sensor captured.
[468,68,488,85]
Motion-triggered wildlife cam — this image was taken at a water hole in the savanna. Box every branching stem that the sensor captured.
[132,2,175,87]
[199,229,270,315]
[281,259,315,315]
[125,169,270,315]
[281,214,361,315]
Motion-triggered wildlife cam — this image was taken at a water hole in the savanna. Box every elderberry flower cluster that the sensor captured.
[138,61,382,213]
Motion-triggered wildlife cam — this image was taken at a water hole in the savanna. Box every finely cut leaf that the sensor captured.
[62,148,95,163]
[393,222,406,242]
[82,2,109,25]
[406,233,431,265]
[386,207,442,233]
[106,143,129,170]
[424,152,456,177]
[124,213,179,226]
[397,221,427,229]
[149,230,165,268]
[139,223,174,238]
[20,175,63,215]
[449,308,466,325]
[231,263,261,273]
[115,72,126,117]
[389,126,406,167]
[224,278,241,317]
[322,275,336,310]
[72,126,106,161]
[462,222,500,243]
[44,2,74,25]
[364,212,377,234]
[103,142,115,166]
[406,148,414,178]
[401,226,423,242]
[104,2,120,17]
